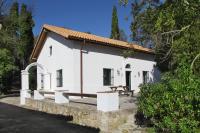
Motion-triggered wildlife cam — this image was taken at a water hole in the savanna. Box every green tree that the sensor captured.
[120,0,200,132]
[119,29,127,41]
[18,3,34,69]
[3,2,19,42]
[2,1,19,65]
[110,5,120,40]
[0,2,35,93]
[0,2,19,93]
[127,0,200,73]
[138,65,200,132]
[0,0,6,23]
[0,49,16,93]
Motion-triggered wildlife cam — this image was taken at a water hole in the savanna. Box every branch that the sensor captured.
[156,25,191,63]
[161,25,190,35]
[190,53,200,73]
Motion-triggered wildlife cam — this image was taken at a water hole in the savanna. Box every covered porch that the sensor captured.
[20,62,137,112]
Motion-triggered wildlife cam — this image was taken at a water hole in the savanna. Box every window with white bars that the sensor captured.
[103,68,114,86]
[143,71,149,84]
[56,69,63,87]
[49,46,52,56]
[41,74,44,89]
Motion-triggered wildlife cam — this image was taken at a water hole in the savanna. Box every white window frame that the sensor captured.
[103,68,114,86]
[56,69,63,87]
[142,71,149,84]
[49,46,52,56]
[41,74,44,89]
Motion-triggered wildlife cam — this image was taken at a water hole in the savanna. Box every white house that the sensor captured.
[27,24,159,95]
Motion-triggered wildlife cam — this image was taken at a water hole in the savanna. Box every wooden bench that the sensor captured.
[38,90,55,95]
[34,90,56,100]
[121,86,134,97]
[63,92,97,98]
[110,86,134,96]
[55,92,97,104]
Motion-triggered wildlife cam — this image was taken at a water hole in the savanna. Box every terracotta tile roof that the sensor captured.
[30,24,154,61]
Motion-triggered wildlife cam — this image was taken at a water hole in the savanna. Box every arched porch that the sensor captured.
[20,62,51,105]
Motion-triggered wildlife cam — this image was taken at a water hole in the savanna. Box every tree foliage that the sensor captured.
[129,0,200,73]
[122,0,200,132]
[18,3,34,69]
[110,5,120,40]
[138,65,200,132]
[0,49,16,93]
[119,29,128,41]
[0,1,34,93]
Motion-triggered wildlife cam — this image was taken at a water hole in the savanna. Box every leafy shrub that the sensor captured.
[138,66,200,132]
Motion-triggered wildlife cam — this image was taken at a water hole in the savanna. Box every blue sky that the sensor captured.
[17,0,132,40]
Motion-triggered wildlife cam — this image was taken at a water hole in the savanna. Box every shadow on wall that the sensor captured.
[150,66,161,83]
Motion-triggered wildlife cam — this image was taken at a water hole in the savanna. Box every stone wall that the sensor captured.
[25,98,144,133]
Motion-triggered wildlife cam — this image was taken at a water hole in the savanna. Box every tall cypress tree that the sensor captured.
[2,2,19,62]
[110,5,120,40]
[0,2,18,93]
[7,2,19,34]
[18,4,34,69]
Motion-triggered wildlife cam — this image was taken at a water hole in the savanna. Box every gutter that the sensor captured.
[80,39,85,98]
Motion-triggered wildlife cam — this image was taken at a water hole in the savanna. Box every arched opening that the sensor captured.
[125,64,131,69]
[20,62,50,105]
[125,64,131,91]
[29,67,37,91]
[21,62,50,93]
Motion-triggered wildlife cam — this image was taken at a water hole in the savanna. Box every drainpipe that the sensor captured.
[80,40,85,98]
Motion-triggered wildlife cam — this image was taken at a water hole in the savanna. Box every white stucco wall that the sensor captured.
[37,32,159,93]
[73,41,157,93]
[37,32,74,91]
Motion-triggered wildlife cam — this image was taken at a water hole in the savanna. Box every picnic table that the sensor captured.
[110,85,134,96]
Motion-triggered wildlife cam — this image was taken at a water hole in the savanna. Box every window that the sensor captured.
[143,71,149,84]
[56,69,63,87]
[41,74,44,89]
[125,64,131,69]
[103,68,114,86]
[49,46,52,56]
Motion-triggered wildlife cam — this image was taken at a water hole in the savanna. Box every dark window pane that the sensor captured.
[143,71,148,84]
[41,74,44,89]
[49,46,52,56]
[103,68,111,86]
[56,69,63,87]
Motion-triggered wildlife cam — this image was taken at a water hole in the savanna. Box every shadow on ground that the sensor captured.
[0,102,100,133]
[0,94,20,99]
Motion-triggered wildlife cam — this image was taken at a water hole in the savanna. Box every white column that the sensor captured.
[97,92,119,112]
[20,70,31,105]
[55,91,69,104]
[21,70,29,90]
[122,59,126,86]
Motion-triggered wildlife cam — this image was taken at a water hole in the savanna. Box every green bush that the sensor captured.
[138,66,200,132]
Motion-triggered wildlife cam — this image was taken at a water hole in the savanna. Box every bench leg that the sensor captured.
[131,91,134,97]
[34,90,44,100]
[55,91,69,104]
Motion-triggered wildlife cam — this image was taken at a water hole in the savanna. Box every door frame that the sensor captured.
[125,71,131,91]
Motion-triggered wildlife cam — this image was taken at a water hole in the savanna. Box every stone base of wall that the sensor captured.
[25,98,144,133]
